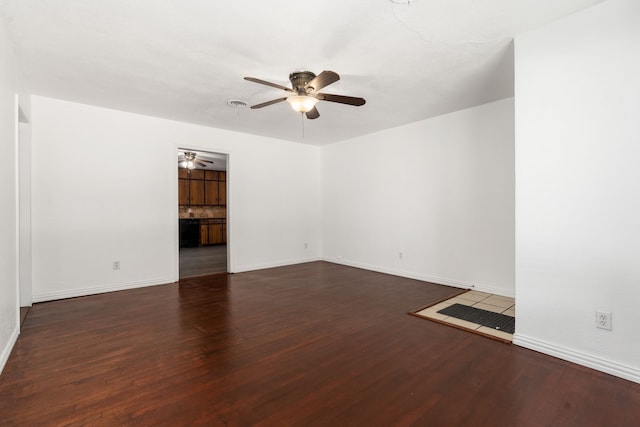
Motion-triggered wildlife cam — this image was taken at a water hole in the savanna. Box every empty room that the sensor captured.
[1,0,639,425]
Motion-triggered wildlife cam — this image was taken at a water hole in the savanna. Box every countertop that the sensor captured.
[179,216,226,220]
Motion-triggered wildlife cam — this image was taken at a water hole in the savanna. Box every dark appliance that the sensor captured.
[179,219,200,248]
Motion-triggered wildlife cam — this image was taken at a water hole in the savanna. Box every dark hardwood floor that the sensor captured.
[1,261,639,426]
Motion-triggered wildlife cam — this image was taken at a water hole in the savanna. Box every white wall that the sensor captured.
[322,98,515,296]
[514,0,640,383]
[30,96,321,302]
[0,19,21,373]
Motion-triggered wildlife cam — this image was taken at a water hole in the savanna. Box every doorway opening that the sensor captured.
[177,149,228,278]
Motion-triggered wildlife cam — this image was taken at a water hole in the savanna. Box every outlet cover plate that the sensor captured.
[596,310,612,330]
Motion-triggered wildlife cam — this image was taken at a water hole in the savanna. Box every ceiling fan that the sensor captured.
[244,70,366,120]
[178,151,214,169]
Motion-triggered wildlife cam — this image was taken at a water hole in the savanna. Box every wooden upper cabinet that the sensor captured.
[178,179,190,205]
[218,181,226,206]
[178,168,226,206]
[189,169,204,180]
[205,170,218,181]
[204,180,219,205]
[189,179,204,205]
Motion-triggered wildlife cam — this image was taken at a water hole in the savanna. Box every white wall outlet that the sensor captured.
[112,260,120,270]
[595,310,612,330]
[398,251,403,259]
[304,242,308,249]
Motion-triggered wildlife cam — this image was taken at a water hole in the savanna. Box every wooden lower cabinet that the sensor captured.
[199,219,227,245]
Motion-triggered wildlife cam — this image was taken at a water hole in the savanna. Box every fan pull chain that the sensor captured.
[301,112,305,139]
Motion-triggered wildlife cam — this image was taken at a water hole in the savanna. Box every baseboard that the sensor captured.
[32,276,176,303]
[513,333,640,384]
[233,256,322,274]
[321,257,515,298]
[0,324,19,376]
[474,283,515,298]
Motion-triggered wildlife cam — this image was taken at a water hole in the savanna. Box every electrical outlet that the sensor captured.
[304,242,308,249]
[595,310,612,330]
[398,251,403,259]
[112,261,120,270]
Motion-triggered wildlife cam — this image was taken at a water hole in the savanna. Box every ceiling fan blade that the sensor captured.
[198,159,214,164]
[250,97,288,109]
[317,93,366,106]
[244,77,294,92]
[305,71,339,92]
[305,107,320,120]
[196,161,207,167]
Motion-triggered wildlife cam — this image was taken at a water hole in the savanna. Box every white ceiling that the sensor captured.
[1,0,604,145]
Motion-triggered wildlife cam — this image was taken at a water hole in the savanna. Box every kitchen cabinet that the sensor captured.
[178,168,226,207]
[199,219,226,245]
[218,172,226,205]
[204,181,218,205]
[204,171,220,205]
[189,179,204,205]
[178,179,190,205]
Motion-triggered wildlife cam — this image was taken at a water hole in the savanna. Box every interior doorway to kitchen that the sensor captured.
[177,149,228,278]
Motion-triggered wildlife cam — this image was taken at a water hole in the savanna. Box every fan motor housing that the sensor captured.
[289,71,316,92]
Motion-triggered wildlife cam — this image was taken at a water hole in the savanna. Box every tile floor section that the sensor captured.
[414,290,515,342]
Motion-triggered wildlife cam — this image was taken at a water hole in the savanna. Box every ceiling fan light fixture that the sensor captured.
[287,95,318,113]
[181,151,198,169]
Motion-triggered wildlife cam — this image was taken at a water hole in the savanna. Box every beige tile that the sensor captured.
[502,307,516,317]
[444,317,481,330]
[415,309,448,321]
[446,297,476,306]
[477,326,513,341]
[482,295,515,309]
[456,291,490,303]
[466,290,492,298]
[472,302,505,313]
[420,301,452,313]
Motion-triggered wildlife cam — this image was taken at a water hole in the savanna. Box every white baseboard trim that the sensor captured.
[0,324,19,376]
[233,256,322,274]
[513,333,640,384]
[32,276,176,303]
[321,257,515,298]
[474,283,515,299]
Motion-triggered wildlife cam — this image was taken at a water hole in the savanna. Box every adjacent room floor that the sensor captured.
[179,244,227,278]
[1,262,638,426]
[412,290,516,342]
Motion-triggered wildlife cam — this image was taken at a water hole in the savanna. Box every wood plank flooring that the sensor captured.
[1,261,639,426]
